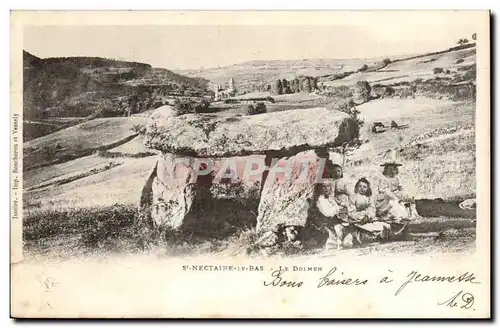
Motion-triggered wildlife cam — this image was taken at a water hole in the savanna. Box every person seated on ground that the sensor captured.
[374,159,415,239]
[320,163,350,218]
[315,163,352,250]
[347,177,391,243]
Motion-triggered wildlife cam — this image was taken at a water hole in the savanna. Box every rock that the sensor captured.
[142,153,264,230]
[353,81,371,104]
[256,150,323,232]
[147,153,200,228]
[145,105,354,157]
[459,198,476,210]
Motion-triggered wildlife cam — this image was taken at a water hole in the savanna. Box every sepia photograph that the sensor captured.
[10,10,491,318]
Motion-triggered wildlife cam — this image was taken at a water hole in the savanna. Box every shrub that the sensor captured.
[433,67,444,74]
[323,85,353,99]
[173,98,193,115]
[193,98,211,113]
[455,58,465,64]
[382,58,392,65]
[130,124,145,134]
[274,79,283,95]
[458,64,476,72]
[246,102,267,115]
[265,96,276,103]
[463,70,476,81]
[223,99,240,104]
[327,98,356,113]
[358,64,369,72]
[173,98,212,115]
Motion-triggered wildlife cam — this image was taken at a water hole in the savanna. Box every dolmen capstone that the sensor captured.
[139,104,358,239]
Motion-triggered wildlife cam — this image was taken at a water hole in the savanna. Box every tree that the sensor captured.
[292,78,300,93]
[282,78,293,94]
[311,77,318,91]
[246,102,267,115]
[358,64,368,72]
[300,77,312,93]
[457,38,470,46]
[274,79,283,95]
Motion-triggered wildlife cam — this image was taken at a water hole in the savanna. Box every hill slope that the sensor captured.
[23,51,210,140]
[177,44,475,93]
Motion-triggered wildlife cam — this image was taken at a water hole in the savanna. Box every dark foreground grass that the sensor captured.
[23,204,259,257]
[23,204,476,258]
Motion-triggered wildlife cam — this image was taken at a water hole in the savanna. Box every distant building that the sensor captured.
[213,77,237,100]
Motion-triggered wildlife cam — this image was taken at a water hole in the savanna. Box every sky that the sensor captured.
[23,23,478,71]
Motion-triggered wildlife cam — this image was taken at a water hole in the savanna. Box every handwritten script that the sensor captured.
[263,267,480,310]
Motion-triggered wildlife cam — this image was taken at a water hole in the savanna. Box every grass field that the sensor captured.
[24,117,147,170]
[23,201,475,259]
[329,98,476,202]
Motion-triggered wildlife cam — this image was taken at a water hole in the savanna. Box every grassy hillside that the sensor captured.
[324,46,476,87]
[23,51,210,140]
[178,58,381,93]
[24,116,147,171]
[340,98,475,201]
[178,44,475,94]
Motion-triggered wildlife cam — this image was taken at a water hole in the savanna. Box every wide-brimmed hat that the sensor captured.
[380,161,403,167]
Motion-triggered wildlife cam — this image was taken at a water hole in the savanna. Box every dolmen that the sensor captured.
[139,105,359,240]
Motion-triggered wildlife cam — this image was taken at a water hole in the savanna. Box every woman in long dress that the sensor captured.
[373,161,414,239]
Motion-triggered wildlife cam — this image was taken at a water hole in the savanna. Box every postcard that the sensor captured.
[10,10,490,318]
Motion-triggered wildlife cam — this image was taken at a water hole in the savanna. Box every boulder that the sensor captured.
[144,105,355,158]
[140,153,199,229]
[256,150,323,232]
[353,81,371,104]
[140,153,263,229]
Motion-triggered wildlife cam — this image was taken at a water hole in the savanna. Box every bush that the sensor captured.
[265,96,276,103]
[455,58,465,64]
[463,70,476,81]
[382,58,392,65]
[130,124,145,134]
[358,64,369,72]
[173,98,212,115]
[327,98,356,113]
[246,102,267,115]
[433,67,444,74]
[223,99,240,104]
[323,85,353,99]
[173,98,193,115]
[193,98,211,113]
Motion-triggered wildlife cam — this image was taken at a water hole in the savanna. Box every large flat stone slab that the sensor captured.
[144,105,354,157]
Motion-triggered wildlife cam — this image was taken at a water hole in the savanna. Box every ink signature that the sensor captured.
[438,290,475,310]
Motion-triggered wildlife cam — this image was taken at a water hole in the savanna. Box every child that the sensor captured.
[348,177,391,243]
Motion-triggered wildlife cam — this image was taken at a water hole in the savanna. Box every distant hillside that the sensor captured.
[177,44,475,93]
[23,51,209,140]
[177,55,414,93]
